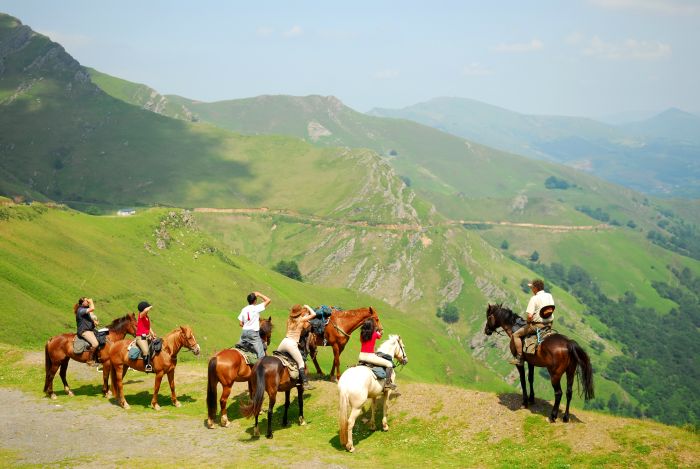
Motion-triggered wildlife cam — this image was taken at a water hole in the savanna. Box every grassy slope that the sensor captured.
[0,204,502,390]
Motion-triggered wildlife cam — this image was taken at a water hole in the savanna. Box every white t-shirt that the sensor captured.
[238,303,265,331]
[526,290,555,324]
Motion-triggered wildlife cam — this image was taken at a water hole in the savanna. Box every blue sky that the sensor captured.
[1,0,698,117]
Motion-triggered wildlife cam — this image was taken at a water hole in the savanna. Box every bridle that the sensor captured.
[486,311,507,337]
[393,336,408,368]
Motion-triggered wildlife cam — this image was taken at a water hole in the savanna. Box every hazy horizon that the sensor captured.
[2,1,699,119]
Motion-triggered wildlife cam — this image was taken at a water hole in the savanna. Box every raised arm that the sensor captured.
[255,291,272,308]
[301,305,317,321]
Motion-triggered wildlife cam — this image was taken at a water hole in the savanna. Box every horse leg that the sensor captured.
[114,364,129,409]
[266,391,277,439]
[151,371,165,410]
[283,389,290,427]
[528,362,535,404]
[368,397,377,431]
[517,364,528,408]
[219,384,232,427]
[57,358,74,397]
[297,384,306,426]
[381,391,390,431]
[563,367,575,423]
[44,361,61,399]
[331,343,342,382]
[167,369,180,408]
[310,344,324,377]
[102,361,112,398]
[549,372,563,423]
[346,405,362,452]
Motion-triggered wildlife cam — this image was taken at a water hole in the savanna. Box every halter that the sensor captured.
[486,311,507,337]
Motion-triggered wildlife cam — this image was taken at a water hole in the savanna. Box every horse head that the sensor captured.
[369,307,383,333]
[106,312,139,338]
[179,325,201,356]
[393,335,408,365]
[259,316,273,349]
[484,303,498,336]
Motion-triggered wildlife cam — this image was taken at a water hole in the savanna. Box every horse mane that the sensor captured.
[106,313,134,332]
[376,334,400,354]
[491,303,522,326]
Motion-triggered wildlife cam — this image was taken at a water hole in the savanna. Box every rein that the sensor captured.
[394,338,408,370]
[332,321,351,338]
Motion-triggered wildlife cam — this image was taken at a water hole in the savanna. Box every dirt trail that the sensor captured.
[194,207,607,233]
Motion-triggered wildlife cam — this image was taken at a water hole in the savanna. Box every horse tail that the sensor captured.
[43,341,51,393]
[206,356,219,422]
[109,361,118,397]
[568,340,595,400]
[241,361,266,418]
[338,384,350,447]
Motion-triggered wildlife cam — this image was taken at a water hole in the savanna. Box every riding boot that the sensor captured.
[299,368,315,390]
[384,369,401,396]
[144,355,153,372]
[85,346,96,367]
[509,354,523,366]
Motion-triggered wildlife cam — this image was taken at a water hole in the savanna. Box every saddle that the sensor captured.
[358,352,392,381]
[127,337,163,361]
[522,326,554,355]
[73,329,108,354]
[233,343,258,365]
[272,351,299,380]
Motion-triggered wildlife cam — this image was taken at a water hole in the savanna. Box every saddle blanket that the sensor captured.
[357,362,387,380]
[233,345,258,365]
[272,351,299,380]
[523,327,554,355]
[73,328,108,354]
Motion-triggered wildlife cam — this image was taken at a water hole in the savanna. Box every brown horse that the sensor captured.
[43,313,138,399]
[484,304,595,422]
[241,354,306,439]
[109,325,200,409]
[306,307,382,381]
[206,317,273,429]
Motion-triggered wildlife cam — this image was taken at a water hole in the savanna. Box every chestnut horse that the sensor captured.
[109,325,200,409]
[484,304,594,422]
[338,335,408,452]
[306,307,382,381]
[43,313,137,399]
[206,317,273,428]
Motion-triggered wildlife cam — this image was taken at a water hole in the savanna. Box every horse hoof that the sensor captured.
[174,401,181,408]
[152,404,161,411]
[382,424,389,432]
[67,391,75,397]
[266,434,273,439]
[299,417,306,426]
[548,416,556,423]
[253,428,260,437]
[347,445,355,453]
[563,415,569,423]
[122,403,130,409]
[521,403,528,409]
[50,393,57,400]
[105,391,113,399]
[222,420,230,428]
[207,420,214,429]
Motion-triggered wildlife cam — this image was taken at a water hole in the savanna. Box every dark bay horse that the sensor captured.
[306,307,382,382]
[206,317,273,429]
[109,325,200,409]
[241,354,305,439]
[43,313,137,399]
[484,304,594,422]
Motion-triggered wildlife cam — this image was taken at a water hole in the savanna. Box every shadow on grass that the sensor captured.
[238,388,314,441]
[109,390,197,409]
[328,399,387,452]
[69,383,108,397]
[497,392,583,423]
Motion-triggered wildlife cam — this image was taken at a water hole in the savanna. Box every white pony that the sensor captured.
[337,335,408,452]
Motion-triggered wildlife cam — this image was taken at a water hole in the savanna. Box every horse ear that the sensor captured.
[268,316,271,321]
[180,325,185,332]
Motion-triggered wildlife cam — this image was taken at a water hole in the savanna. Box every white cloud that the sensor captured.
[256,26,274,37]
[565,32,584,46]
[583,36,672,60]
[374,68,399,79]
[492,39,543,53]
[38,30,92,48]
[589,0,700,15]
[283,25,303,38]
[462,62,493,76]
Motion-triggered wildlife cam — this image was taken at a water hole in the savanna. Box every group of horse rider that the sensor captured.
[74,297,155,370]
[235,291,400,393]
